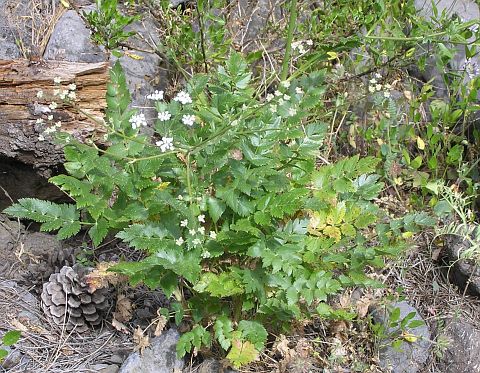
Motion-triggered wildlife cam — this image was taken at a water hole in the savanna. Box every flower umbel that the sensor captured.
[157,111,172,121]
[129,113,147,129]
[173,91,192,105]
[155,137,174,153]
[182,114,196,127]
[147,90,164,101]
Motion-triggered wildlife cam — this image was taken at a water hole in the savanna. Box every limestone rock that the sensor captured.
[119,329,184,373]
[437,319,480,373]
[371,301,431,373]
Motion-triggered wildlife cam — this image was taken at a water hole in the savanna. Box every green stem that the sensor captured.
[280,0,298,82]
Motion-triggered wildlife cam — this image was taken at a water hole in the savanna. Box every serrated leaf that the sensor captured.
[227,339,259,368]
[238,320,268,350]
[214,316,233,350]
[207,196,226,223]
[89,218,109,247]
[2,330,21,346]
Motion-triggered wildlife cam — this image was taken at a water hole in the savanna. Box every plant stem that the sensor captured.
[196,1,209,73]
[280,0,298,82]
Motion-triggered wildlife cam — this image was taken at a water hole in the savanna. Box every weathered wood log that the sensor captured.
[0,59,108,176]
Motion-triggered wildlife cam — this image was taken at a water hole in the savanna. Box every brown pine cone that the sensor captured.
[41,265,110,333]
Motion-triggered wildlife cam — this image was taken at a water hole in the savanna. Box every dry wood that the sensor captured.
[0,59,108,174]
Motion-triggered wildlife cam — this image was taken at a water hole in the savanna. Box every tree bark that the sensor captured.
[0,59,108,176]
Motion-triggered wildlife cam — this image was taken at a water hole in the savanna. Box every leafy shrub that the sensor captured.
[4,53,403,366]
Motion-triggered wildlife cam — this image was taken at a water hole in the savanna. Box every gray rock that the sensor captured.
[371,301,431,373]
[413,0,480,99]
[0,0,21,58]
[109,353,126,364]
[437,319,480,373]
[119,329,184,373]
[193,358,239,373]
[43,9,106,63]
[444,234,480,296]
[0,347,23,370]
[91,363,120,373]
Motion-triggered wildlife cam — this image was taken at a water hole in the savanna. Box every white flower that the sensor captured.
[375,84,382,91]
[189,229,197,236]
[288,108,297,116]
[266,93,274,102]
[68,83,76,91]
[198,214,205,223]
[47,115,53,121]
[384,83,392,90]
[306,39,313,46]
[129,113,147,129]
[36,118,44,124]
[36,90,43,99]
[298,45,307,54]
[146,90,164,101]
[38,134,45,141]
[54,77,62,84]
[281,81,291,88]
[157,111,172,121]
[197,227,205,235]
[173,91,192,105]
[374,73,382,79]
[283,94,290,101]
[270,104,277,113]
[68,91,76,100]
[182,114,196,127]
[59,90,68,100]
[295,87,304,95]
[177,194,184,200]
[201,250,211,258]
[369,78,377,84]
[53,89,60,96]
[55,121,62,127]
[383,91,391,98]
[274,90,282,97]
[368,85,376,93]
[175,237,184,246]
[180,219,188,227]
[155,137,174,152]
[44,126,56,134]
[49,102,57,110]
[192,238,202,246]
[209,231,217,239]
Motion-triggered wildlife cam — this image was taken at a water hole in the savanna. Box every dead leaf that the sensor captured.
[112,318,129,334]
[113,294,133,323]
[355,297,372,318]
[133,327,150,354]
[431,247,442,261]
[154,315,167,337]
[84,262,127,292]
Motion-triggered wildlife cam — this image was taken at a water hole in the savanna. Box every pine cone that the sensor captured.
[41,265,110,333]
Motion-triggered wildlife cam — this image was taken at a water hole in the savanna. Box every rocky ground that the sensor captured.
[1,0,480,372]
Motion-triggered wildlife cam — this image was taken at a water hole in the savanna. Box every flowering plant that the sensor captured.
[4,54,402,366]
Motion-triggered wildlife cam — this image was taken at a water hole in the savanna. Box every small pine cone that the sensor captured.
[41,265,110,333]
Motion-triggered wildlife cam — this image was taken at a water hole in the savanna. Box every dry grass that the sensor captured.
[0,279,133,372]
[3,0,65,59]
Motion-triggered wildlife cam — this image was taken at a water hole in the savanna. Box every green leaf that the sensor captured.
[207,197,226,223]
[0,349,8,361]
[214,316,234,350]
[2,330,21,346]
[193,272,244,297]
[238,320,268,350]
[176,325,211,358]
[89,218,109,247]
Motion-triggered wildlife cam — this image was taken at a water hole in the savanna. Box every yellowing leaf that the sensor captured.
[327,51,338,60]
[124,51,144,60]
[402,332,418,343]
[323,225,342,242]
[417,136,425,150]
[377,138,384,146]
[227,339,259,368]
[155,181,170,191]
[60,0,70,8]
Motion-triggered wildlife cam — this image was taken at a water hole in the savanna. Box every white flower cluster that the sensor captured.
[157,111,172,121]
[129,113,147,129]
[147,90,164,101]
[173,91,192,105]
[368,73,393,98]
[155,137,174,152]
[176,213,217,255]
[182,114,196,127]
[292,39,313,54]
